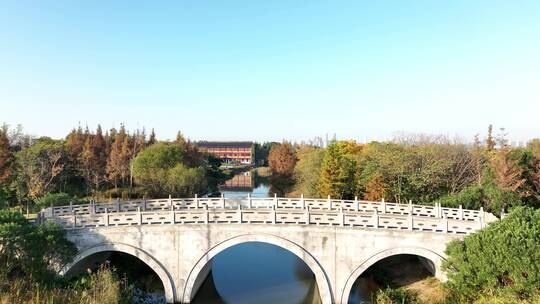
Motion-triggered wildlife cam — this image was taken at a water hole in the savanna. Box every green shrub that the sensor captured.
[374,287,419,304]
[443,207,540,302]
[437,183,522,215]
[34,192,79,211]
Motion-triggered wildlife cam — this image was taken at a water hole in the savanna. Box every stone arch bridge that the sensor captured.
[39,196,497,304]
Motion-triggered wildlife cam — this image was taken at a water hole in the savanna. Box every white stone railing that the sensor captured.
[38,196,497,235]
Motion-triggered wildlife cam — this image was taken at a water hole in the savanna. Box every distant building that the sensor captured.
[197,141,253,164]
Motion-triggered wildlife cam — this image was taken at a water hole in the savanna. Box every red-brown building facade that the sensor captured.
[197,141,253,164]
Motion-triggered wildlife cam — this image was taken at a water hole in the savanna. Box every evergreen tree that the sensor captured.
[148,128,157,146]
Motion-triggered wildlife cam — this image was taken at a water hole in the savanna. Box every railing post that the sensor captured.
[373,208,379,228]
[300,193,305,209]
[274,193,278,208]
[168,194,172,209]
[116,198,120,213]
[137,207,142,225]
[305,206,310,224]
[204,204,209,224]
[443,213,448,233]
[327,195,332,210]
[142,198,147,211]
[381,198,386,213]
[354,196,359,212]
[72,211,76,228]
[221,193,226,208]
[195,194,199,208]
[476,216,483,229]
[480,206,485,223]
[237,203,242,223]
[458,205,463,220]
[91,201,96,215]
[105,208,109,226]
[248,193,252,209]
[340,206,344,226]
[408,212,413,230]
[272,205,276,224]
[69,201,73,213]
[436,202,442,218]
[408,200,413,216]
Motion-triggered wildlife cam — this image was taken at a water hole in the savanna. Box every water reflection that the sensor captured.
[219,170,271,198]
[192,242,321,304]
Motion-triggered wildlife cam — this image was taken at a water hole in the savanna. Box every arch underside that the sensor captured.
[60,243,176,303]
[182,233,334,304]
[340,246,446,304]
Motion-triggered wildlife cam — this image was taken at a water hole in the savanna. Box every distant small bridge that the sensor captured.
[39,196,497,303]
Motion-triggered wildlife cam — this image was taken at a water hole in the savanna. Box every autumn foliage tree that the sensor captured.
[268,143,297,177]
[318,141,360,199]
[0,125,14,185]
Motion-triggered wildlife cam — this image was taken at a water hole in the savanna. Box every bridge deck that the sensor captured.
[39,197,497,235]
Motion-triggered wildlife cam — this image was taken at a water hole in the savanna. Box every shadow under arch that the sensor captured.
[59,242,175,303]
[182,233,333,304]
[340,246,446,304]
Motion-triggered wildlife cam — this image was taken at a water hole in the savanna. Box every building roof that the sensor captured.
[196,141,253,148]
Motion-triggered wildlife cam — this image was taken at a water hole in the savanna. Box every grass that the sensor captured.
[0,266,132,304]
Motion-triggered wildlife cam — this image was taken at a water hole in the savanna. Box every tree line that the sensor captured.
[0,124,227,211]
[268,126,540,215]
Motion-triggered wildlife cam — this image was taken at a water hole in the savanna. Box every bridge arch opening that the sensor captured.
[183,234,332,304]
[60,243,175,303]
[342,248,445,304]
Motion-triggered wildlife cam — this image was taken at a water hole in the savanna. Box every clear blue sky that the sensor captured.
[1,1,539,143]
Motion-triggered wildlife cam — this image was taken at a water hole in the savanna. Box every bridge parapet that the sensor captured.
[38,196,497,235]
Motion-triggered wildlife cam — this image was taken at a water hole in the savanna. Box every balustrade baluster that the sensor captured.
[327,195,332,210]
[443,214,448,233]
[238,204,242,223]
[221,193,226,208]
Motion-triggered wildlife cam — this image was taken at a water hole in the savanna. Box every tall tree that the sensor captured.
[148,128,157,146]
[486,124,495,151]
[318,141,359,199]
[268,143,297,177]
[0,125,14,184]
[81,125,107,194]
[107,125,129,188]
[16,138,68,199]
[491,148,526,193]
